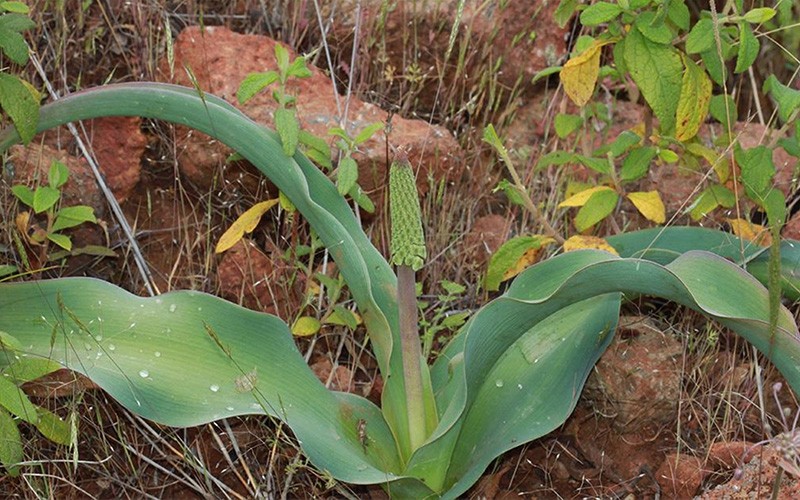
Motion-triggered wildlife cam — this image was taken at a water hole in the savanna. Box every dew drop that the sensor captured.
[155,298,163,305]
[225,406,234,411]
[169,304,177,313]
[197,307,203,312]
[108,344,116,351]
[154,351,161,358]
[95,335,103,342]
[129,322,136,328]
[84,343,92,351]
[139,370,149,378]
[209,384,220,392]
[250,403,261,410]
[356,464,368,471]
[495,379,504,388]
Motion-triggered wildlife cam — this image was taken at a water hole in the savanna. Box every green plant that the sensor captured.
[538,0,799,235]
[0,1,39,144]
[11,160,99,260]
[2,83,800,497]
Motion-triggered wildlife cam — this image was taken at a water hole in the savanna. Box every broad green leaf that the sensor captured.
[2,358,62,384]
[287,56,312,79]
[51,205,97,232]
[10,184,33,207]
[608,130,642,157]
[700,46,726,86]
[627,191,666,223]
[676,57,711,141]
[576,154,612,175]
[33,407,71,445]
[658,148,679,163]
[350,185,375,213]
[215,198,279,253]
[0,279,404,484]
[0,375,38,424]
[237,71,279,104]
[324,306,360,330]
[48,160,69,189]
[620,146,657,181]
[559,185,614,207]
[686,18,715,54]
[292,316,321,337]
[493,179,525,207]
[624,29,682,133]
[0,407,21,476]
[734,23,759,74]
[32,186,60,213]
[337,156,358,196]
[553,0,579,28]
[531,65,562,84]
[535,150,574,170]
[275,107,300,156]
[554,113,584,138]
[0,12,33,30]
[0,2,30,13]
[764,75,800,123]
[0,73,39,143]
[274,43,290,74]
[559,40,607,107]
[709,93,738,131]
[46,232,71,250]
[485,235,553,292]
[579,2,622,26]
[0,330,21,351]
[354,122,383,145]
[735,145,774,196]
[574,189,619,231]
[743,7,775,24]
[686,184,735,220]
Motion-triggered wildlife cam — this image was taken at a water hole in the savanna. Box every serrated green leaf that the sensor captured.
[351,186,375,213]
[709,93,738,130]
[0,73,39,143]
[51,205,97,232]
[535,151,574,170]
[48,160,69,189]
[608,130,642,157]
[0,407,21,477]
[33,407,71,445]
[635,11,674,44]
[0,27,28,64]
[274,43,290,75]
[554,0,579,28]
[0,12,33,31]
[686,18,715,54]
[579,2,623,26]
[237,71,279,104]
[32,186,60,213]
[764,75,800,124]
[574,189,619,231]
[666,0,690,31]
[620,146,657,181]
[743,7,775,24]
[576,154,612,175]
[287,57,312,79]
[554,113,584,138]
[46,232,72,251]
[676,57,712,141]
[624,28,683,134]
[10,184,33,207]
[493,179,525,207]
[337,156,358,196]
[274,107,299,156]
[734,23,759,74]
[687,185,735,220]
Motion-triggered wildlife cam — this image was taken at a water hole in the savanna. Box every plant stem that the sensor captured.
[397,264,426,451]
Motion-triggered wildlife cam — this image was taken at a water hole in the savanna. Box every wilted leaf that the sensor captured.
[563,235,618,255]
[291,316,321,337]
[686,142,730,182]
[559,186,615,208]
[727,218,771,246]
[627,191,666,223]
[560,41,608,107]
[215,199,280,253]
[485,236,555,291]
[676,57,711,141]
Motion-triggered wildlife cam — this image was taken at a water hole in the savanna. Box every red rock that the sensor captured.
[701,443,800,498]
[462,214,509,268]
[82,117,145,203]
[158,26,462,201]
[310,357,355,393]
[215,238,300,318]
[656,453,708,498]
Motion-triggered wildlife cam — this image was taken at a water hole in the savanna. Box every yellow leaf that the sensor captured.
[676,57,712,141]
[686,143,730,183]
[727,218,771,246]
[627,191,666,223]
[501,238,556,282]
[291,316,321,337]
[215,199,280,253]
[559,186,615,208]
[563,235,619,255]
[559,41,609,107]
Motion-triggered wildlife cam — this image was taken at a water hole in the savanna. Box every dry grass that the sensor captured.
[1,0,799,497]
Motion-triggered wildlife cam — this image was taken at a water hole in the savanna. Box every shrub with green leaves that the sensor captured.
[0,1,39,144]
[2,83,800,496]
